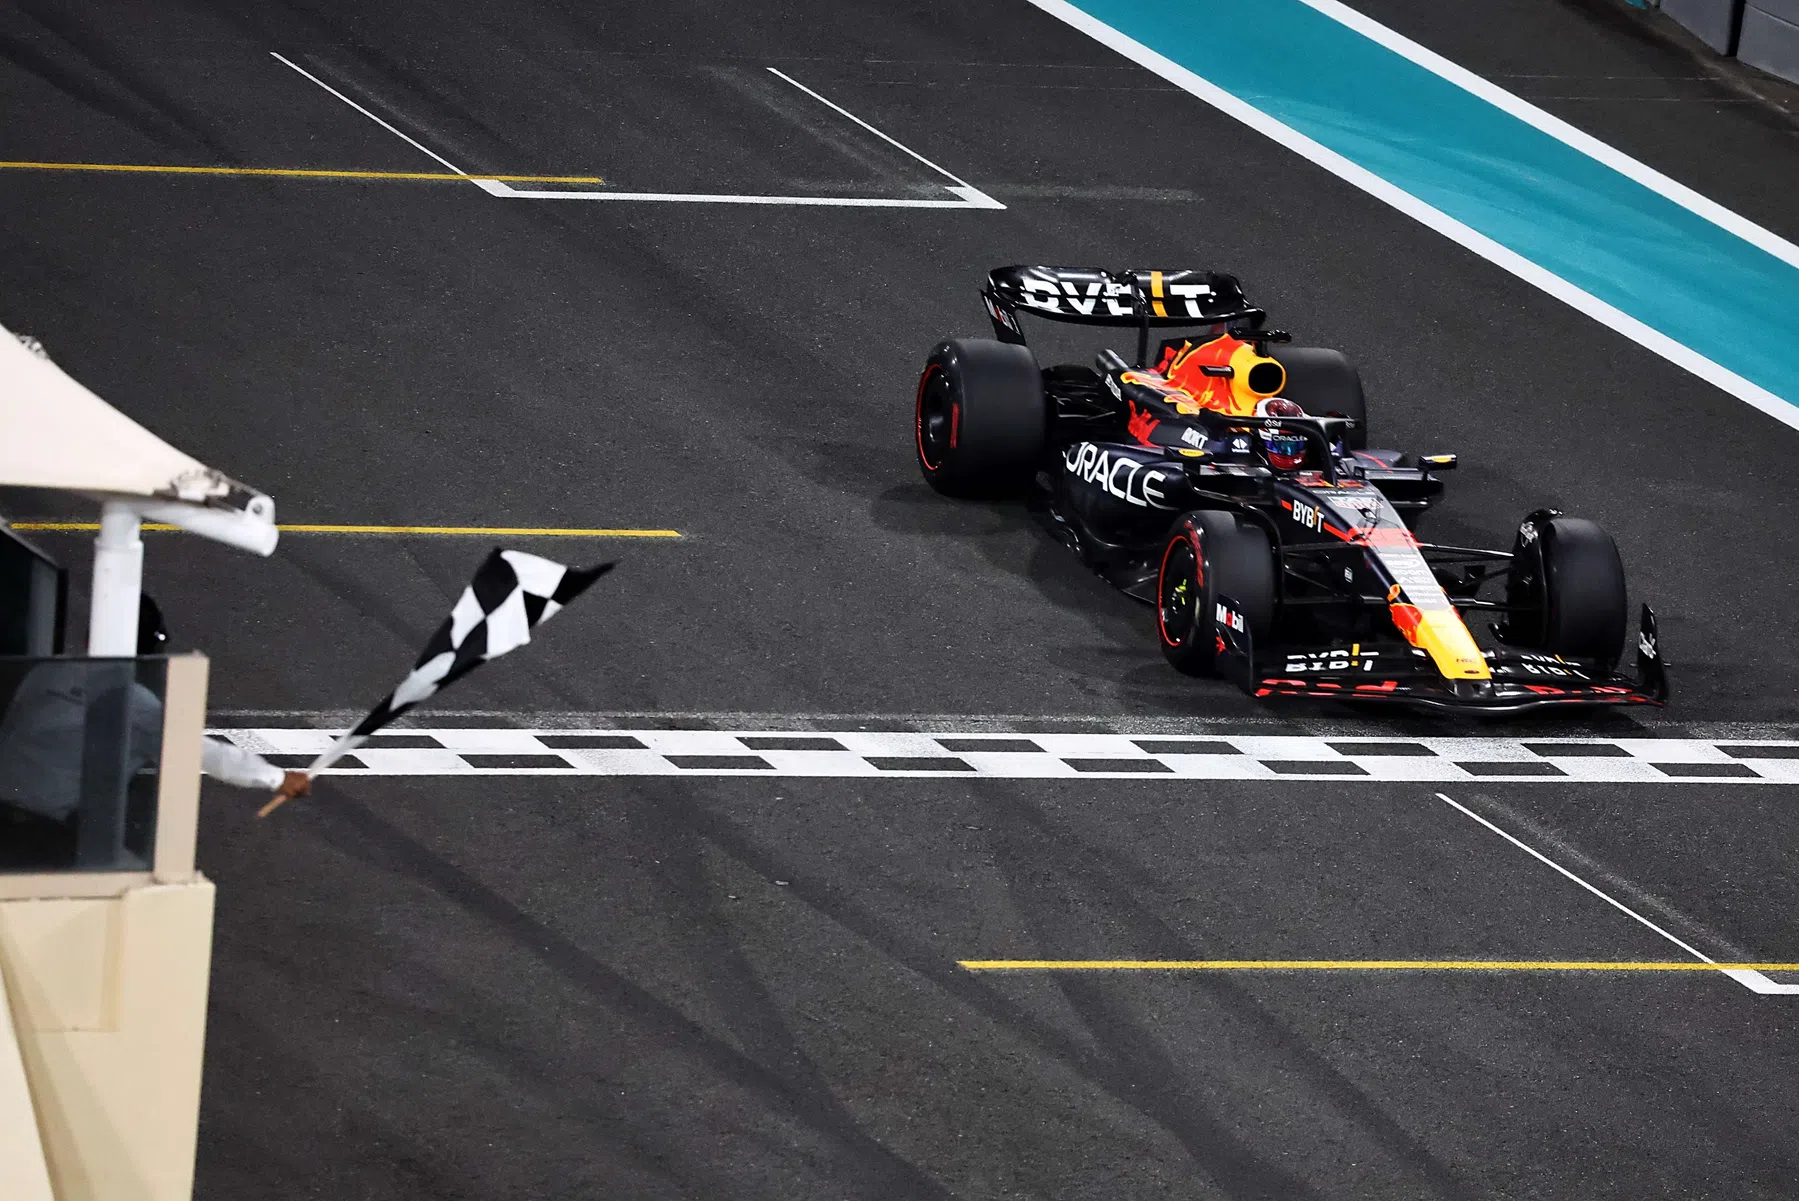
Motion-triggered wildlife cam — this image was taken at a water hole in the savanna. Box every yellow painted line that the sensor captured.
[0,161,604,184]
[11,522,679,537]
[958,960,1799,972]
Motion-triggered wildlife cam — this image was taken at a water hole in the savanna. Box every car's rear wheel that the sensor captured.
[915,338,1046,497]
[1156,510,1276,676]
[1503,512,1628,669]
[1271,346,1368,450]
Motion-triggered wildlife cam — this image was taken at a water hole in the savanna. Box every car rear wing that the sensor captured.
[983,265,1265,347]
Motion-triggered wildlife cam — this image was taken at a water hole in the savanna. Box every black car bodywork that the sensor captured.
[916,265,1668,713]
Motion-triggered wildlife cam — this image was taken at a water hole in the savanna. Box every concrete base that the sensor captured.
[1739,2,1799,81]
[0,880,216,1201]
[1661,0,1746,51]
[0,960,55,1201]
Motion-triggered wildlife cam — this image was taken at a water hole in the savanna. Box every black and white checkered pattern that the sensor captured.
[310,551,612,772]
[215,729,1799,783]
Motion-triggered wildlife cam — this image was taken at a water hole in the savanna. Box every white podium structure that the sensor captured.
[0,324,278,1201]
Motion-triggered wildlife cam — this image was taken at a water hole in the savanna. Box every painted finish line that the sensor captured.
[208,729,1799,782]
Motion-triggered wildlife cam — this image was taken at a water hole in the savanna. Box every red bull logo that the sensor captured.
[1127,401,1160,446]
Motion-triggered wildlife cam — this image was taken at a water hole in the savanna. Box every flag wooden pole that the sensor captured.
[258,731,365,818]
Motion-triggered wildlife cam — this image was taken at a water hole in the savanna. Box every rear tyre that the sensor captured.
[1156,510,1276,676]
[915,338,1046,498]
[1271,346,1368,450]
[1504,513,1628,669]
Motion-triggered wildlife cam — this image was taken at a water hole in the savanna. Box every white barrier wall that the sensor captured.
[1660,0,1744,51]
[1656,0,1799,82]
[1738,0,1799,80]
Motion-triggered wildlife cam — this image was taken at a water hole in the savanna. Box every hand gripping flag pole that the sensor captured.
[259,549,614,817]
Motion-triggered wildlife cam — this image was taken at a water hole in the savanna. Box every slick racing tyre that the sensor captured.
[916,338,1047,497]
[1504,512,1628,670]
[1156,510,1275,677]
[1271,346,1368,450]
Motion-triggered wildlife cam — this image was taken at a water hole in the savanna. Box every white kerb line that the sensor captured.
[1435,792,1799,996]
[766,66,970,187]
[1294,0,1799,274]
[1019,0,1799,435]
[270,51,478,182]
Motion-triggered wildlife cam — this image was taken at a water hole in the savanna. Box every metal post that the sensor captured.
[87,500,143,656]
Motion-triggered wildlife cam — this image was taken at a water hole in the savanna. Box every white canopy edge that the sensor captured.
[1,324,277,556]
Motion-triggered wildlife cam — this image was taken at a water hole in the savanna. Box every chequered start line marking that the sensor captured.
[206,730,1799,782]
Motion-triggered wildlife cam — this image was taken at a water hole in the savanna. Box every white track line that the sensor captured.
[200,710,1799,739]
[1435,792,1799,996]
[275,50,1000,210]
[484,186,1001,208]
[271,52,475,181]
[765,67,982,191]
[1020,0,1799,435]
[489,71,1003,208]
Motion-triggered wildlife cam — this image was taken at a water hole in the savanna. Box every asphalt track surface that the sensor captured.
[4,0,1799,1197]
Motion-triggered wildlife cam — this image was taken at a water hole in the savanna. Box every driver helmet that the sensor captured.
[1255,397,1308,469]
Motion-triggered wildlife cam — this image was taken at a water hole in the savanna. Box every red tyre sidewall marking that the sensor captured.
[1157,523,1199,647]
[1193,528,1218,658]
[915,364,942,472]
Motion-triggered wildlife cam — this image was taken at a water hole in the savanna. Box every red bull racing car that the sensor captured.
[913,265,1667,713]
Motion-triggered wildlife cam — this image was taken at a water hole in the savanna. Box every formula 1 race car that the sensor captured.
[913,265,1668,712]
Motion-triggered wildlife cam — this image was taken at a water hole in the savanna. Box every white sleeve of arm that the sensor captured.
[200,737,286,791]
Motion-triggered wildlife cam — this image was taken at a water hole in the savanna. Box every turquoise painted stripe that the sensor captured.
[1062,0,1799,409]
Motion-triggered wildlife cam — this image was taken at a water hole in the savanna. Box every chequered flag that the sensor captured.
[309,549,613,774]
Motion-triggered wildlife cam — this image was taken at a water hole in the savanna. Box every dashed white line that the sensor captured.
[208,729,1799,782]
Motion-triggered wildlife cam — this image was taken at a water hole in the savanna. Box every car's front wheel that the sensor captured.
[1503,511,1628,669]
[1156,510,1276,676]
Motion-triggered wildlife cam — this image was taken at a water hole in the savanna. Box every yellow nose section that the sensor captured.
[1391,603,1492,680]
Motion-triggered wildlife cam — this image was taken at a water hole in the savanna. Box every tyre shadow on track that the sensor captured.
[868,480,1205,686]
[866,475,1148,610]
[810,449,1678,731]
[782,430,1234,710]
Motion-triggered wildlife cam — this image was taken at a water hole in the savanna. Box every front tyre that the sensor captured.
[1504,512,1628,669]
[1156,510,1276,676]
[915,338,1046,498]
